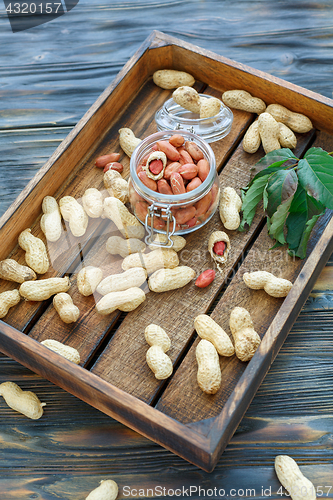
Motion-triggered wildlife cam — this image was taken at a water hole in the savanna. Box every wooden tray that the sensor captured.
[1,30,333,472]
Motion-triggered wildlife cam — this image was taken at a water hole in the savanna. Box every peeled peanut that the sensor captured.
[18,228,49,274]
[103,170,129,204]
[106,235,146,258]
[19,277,70,301]
[148,265,195,293]
[0,289,20,318]
[229,307,261,362]
[184,141,204,161]
[119,128,141,157]
[153,69,195,89]
[122,248,179,275]
[196,339,221,395]
[96,267,147,295]
[258,112,281,154]
[85,479,118,500]
[222,90,266,114]
[172,86,201,114]
[266,103,313,133]
[278,122,297,149]
[0,381,46,419]
[243,271,293,298]
[243,120,261,154]
[82,188,104,218]
[59,196,88,237]
[41,339,81,364]
[0,259,36,283]
[95,153,120,168]
[77,266,103,296]
[53,293,80,324]
[194,314,234,357]
[96,287,146,315]
[219,187,242,230]
[40,196,62,242]
[199,96,222,118]
[103,197,145,240]
[145,324,172,380]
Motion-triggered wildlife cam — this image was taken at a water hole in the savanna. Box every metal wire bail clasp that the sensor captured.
[144,203,176,247]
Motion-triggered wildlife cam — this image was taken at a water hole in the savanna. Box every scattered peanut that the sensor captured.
[0,289,20,318]
[278,122,297,149]
[258,112,281,154]
[195,269,215,288]
[145,324,173,379]
[148,233,186,252]
[266,104,313,133]
[106,235,146,258]
[153,69,195,89]
[196,339,221,394]
[219,187,242,230]
[82,188,104,218]
[194,314,235,356]
[103,197,145,239]
[77,266,103,296]
[0,259,36,283]
[229,307,261,362]
[96,287,146,315]
[96,267,147,295]
[122,248,179,275]
[275,455,316,500]
[18,228,49,274]
[242,119,260,154]
[148,265,196,293]
[59,196,88,237]
[19,277,70,301]
[103,170,129,204]
[41,339,81,364]
[199,96,222,118]
[243,271,293,298]
[86,479,118,500]
[40,196,62,242]
[119,128,142,157]
[172,86,201,114]
[222,90,266,114]
[95,153,120,168]
[0,381,46,419]
[208,231,230,268]
[53,293,80,323]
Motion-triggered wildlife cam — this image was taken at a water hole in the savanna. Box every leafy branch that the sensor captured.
[239,147,333,258]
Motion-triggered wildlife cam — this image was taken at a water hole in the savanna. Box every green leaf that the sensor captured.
[268,195,294,244]
[286,185,325,259]
[239,173,273,231]
[266,169,298,218]
[297,148,333,209]
[255,148,298,167]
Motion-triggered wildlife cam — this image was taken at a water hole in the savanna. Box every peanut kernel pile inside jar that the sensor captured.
[129,130,220,237]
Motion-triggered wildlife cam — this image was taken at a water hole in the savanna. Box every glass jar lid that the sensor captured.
[155,94,233,143]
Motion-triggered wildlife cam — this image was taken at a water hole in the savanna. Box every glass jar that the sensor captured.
[155,94,233,143]
[129,130,220,247]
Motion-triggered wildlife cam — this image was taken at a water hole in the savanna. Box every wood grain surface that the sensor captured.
[1,0,333,497]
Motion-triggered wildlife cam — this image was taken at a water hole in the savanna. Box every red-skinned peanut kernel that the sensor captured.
[178,163,198,180]
[135,201,149,221]
[195,269,216,288]
[185,141,204,161]
[169,134,185,147]
[103,162,123,173]
[138,171,158,191]
[178,147,194,165]
[213,241,226,255]
[186,216,198,227]
[195,191,212,216]
[186,177,202,192]
[148,159,164,175]
[156,141,180,162]
[174,206,196,225]
[164,162,181,180]
[170,172,186,195]
[95,153,121,168]
[197,159,210,181]
[157,179,173,195]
